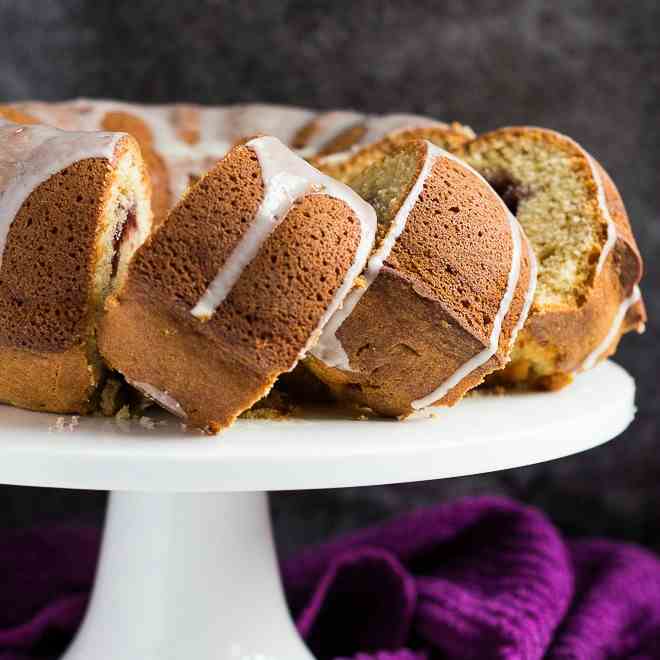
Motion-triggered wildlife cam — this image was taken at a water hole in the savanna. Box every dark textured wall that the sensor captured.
[0,0,658,557]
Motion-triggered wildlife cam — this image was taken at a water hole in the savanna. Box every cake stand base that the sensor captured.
[0,361,636,660]
[63,490,312,660]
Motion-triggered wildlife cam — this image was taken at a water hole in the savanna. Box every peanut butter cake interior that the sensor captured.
[457,127,645,390]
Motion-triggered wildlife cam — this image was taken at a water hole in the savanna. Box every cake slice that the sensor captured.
[305,140,536,417]
[456,127,645,389]
[98,136,376,433]
[0,118,152,413]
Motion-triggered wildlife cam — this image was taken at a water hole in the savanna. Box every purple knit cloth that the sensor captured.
[2,497,660,659]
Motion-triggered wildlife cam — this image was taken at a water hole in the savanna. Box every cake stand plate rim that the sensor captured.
[0,360,635,492]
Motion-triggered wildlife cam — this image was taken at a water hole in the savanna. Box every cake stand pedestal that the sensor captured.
[0,361,636,660]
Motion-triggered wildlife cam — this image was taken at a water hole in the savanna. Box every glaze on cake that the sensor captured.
[4,101,474,220]
[4,101,315,219]
[306,140,536,417]
[0,102,645,432]
[296,112,474,159]
[98,137,377,432]
[308,115,476,182]
[456,127,645,389]
[0,118,152,413]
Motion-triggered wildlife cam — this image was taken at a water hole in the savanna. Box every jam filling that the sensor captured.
[111,204,138,278]
[487,174,530,216]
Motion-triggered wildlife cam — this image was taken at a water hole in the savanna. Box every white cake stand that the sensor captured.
[0,360,636,660]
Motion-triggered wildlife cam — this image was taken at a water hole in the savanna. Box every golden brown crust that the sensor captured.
[307,143,534,416]
[0,345,99,414]
[0,158,114,353]
[1,102,171,225]
[0,133,150,414]
[596,163,646,333]
[322,124,368,154]
[99,143,363,432]
[126,145,362,371]
[99,296,270,432]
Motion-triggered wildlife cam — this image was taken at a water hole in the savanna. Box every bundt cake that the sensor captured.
[455,127,645,389]
[305,139,537,417]
[0,118,152,413]
[0,101,646,434]
[98,136,377,432]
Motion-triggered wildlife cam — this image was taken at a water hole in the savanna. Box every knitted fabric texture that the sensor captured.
[1,497,660,659]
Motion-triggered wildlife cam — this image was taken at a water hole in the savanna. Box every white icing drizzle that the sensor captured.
[295,110,364,158]
[312,141,535,399]
[15,100,315,205]
[191,136,377,338]
[217,104,314,147]
[587,155,617,275]
[409,149,532,410]
[0,118,122,269]
[14,101,85,131]
[579,285,642,372]
[411,212,524,410]
[356,114,448,148]
[312,140,443,369]
[128,379,187,418]
[18,100,212,201]
[510,238,538,346]
[311,150,354,167]
[13,101,470,212]
[12,102,475,211]
[310,114,457,168]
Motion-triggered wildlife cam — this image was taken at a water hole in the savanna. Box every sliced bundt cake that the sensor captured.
[305,139,536,417]
[98,136,376,433]
[0,119,152,413]
[456,127,645,389]
[0,101,645,427]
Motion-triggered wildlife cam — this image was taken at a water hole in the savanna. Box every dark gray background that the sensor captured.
[0,0,657,557]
